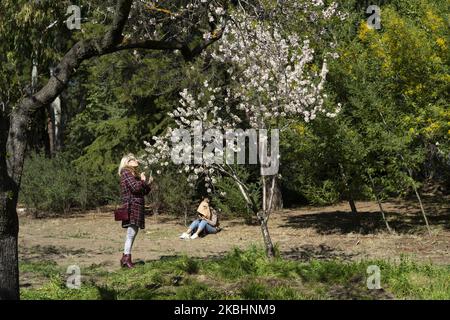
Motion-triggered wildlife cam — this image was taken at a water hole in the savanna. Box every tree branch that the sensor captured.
[6,0,225,184]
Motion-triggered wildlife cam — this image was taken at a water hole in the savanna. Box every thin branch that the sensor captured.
[378,110,432,236]
[367,172,393,233]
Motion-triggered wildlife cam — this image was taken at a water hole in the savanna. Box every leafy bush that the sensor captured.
[211,168,261,224]
[19,152,119,214]
[147,167,195,216]
[303,180,341,206]
[20,153,79,214]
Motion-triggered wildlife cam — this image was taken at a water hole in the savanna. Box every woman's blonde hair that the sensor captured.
[118,153,138,176]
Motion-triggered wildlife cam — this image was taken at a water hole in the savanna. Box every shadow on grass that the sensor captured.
[282,208,450,235]
[282,244,358,262]
[20,245,91,263]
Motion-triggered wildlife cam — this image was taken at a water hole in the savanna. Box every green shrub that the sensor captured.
[147,167,195,215]
[212,169,261,224]
[19,152,119,214]
[20,153,79,214]
[303,180,341,206]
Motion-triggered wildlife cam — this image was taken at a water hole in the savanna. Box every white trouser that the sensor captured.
[123,225,138,255]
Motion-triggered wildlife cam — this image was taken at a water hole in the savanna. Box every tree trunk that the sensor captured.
[260,175,276,258]
[49,67,63,153]
[0,216,19,300]
[53,96,62,152]
[265,177,283,211]
[349,198,358,214]
[412,185,432,236]
[349,197,363,233]
[375,197,392,233]
[0,113,20,300]
[46,105,55,156]
[367,173,392,233]
[257,212,275,258]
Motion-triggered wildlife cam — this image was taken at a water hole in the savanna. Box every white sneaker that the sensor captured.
[190,233,198,240]
[179,232,190,239]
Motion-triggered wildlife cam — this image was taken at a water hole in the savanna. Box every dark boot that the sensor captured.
[122,254,135,269]
[120,254,127,267]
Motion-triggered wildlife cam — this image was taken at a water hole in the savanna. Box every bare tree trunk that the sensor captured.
[230,167,276,258]
[257,212,275,258]
[413,185,432,236]
[265,177,282,211]
[378,112,432,236]
[0,218,19,300]
[405,167,432,236]
[368,173,392,233]
[49,68,62,153]
[349,198,358,214]
[375,197,392,233]
[0,222,19,300]
[260,175,276,258]
[46,105,55,156]
[53,96,62,152]
[349,197,363,234]
[0,113,19,300]
[339,164,358,215]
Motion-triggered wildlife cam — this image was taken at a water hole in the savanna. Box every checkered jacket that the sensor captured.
[120,169,151,229]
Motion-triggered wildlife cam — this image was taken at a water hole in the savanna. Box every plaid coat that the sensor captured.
[120,169,151,229]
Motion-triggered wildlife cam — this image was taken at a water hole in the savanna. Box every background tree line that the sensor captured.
[10,0,448,219]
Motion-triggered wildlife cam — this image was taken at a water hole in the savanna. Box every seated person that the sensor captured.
[179,198,220,240]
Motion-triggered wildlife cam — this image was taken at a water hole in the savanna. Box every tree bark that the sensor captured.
[349,198,358,214]
[46,105,55,156]
[412,184,432,237]
[266,177,283,211]
[53,96,62,152]
[367,172,392,233]
[261,175,276,258]
[349,197,362,233]
[257,212,275,258]
[0,111,19,300]
[0,228,19,300]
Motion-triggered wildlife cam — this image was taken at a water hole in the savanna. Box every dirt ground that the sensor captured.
[18,198,450,272]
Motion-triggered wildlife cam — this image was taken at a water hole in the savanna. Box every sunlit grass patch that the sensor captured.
[20,246,450,300]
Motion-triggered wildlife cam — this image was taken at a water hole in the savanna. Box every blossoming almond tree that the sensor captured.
[143,1,343,257]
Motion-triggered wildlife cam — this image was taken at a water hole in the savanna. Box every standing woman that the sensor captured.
[118,154,152,268]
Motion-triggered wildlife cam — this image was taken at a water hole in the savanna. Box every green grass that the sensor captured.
[20,246,450,300]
